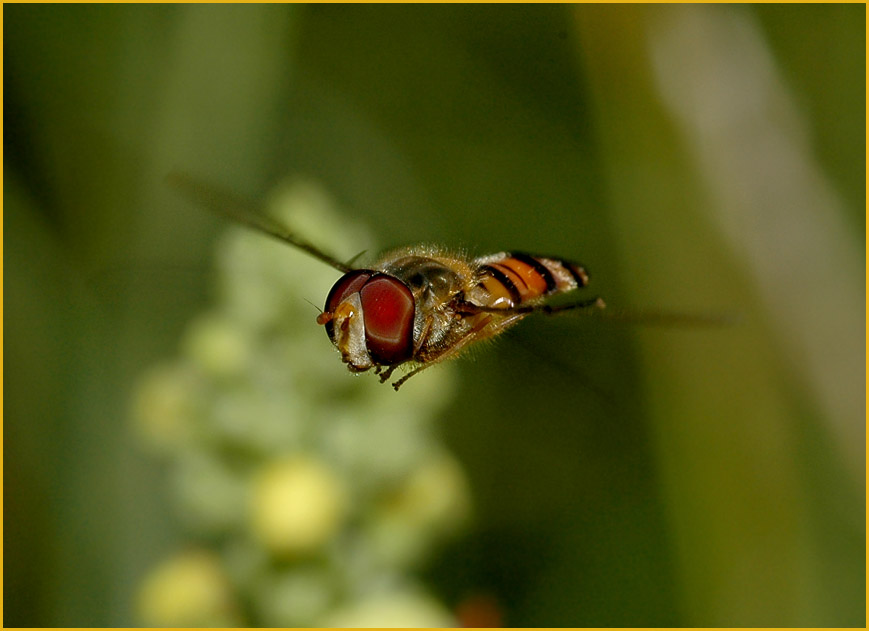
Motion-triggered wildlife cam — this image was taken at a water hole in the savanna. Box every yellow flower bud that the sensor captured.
[320,589,455,628]
[183,313,251,378]
[392,452,472,533]
[250,456,346,556]
[131,363,200,452]
[137,550,238,627]
[366,452,472,567]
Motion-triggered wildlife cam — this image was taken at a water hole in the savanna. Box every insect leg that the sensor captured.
[391,313,522,390]
[377,365,398,383]
[459,296,606,316]
[390,365,429,390]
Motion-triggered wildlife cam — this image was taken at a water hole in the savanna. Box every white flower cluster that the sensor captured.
[132,180,470,627]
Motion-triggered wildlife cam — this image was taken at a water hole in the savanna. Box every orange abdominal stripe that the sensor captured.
[490,258,550,300]
[477,271,517,308]
[477,252,585,308]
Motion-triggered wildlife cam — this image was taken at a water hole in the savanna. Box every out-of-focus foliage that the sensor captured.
[130,182,468,627]
[4,4,864,627]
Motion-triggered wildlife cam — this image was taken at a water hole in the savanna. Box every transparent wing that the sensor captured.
[167,171,353,273]
[461,296,736,327]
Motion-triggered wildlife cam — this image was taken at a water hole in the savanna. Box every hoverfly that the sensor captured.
[170,173,605,390]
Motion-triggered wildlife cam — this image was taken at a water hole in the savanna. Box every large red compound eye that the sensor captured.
[359,275,415,365]
[323,270,373,342]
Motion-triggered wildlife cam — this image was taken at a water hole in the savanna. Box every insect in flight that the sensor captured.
[170,173,606,390]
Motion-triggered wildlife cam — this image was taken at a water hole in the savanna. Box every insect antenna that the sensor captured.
[167,171,353,274]
[303,298,324,315]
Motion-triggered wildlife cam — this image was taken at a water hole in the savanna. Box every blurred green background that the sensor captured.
[4,4,864,627]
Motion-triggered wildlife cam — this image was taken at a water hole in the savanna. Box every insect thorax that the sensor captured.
[378,254,473,352]
[380,255,466,304]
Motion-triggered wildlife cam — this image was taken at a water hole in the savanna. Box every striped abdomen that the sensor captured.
[471,252,589,310]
